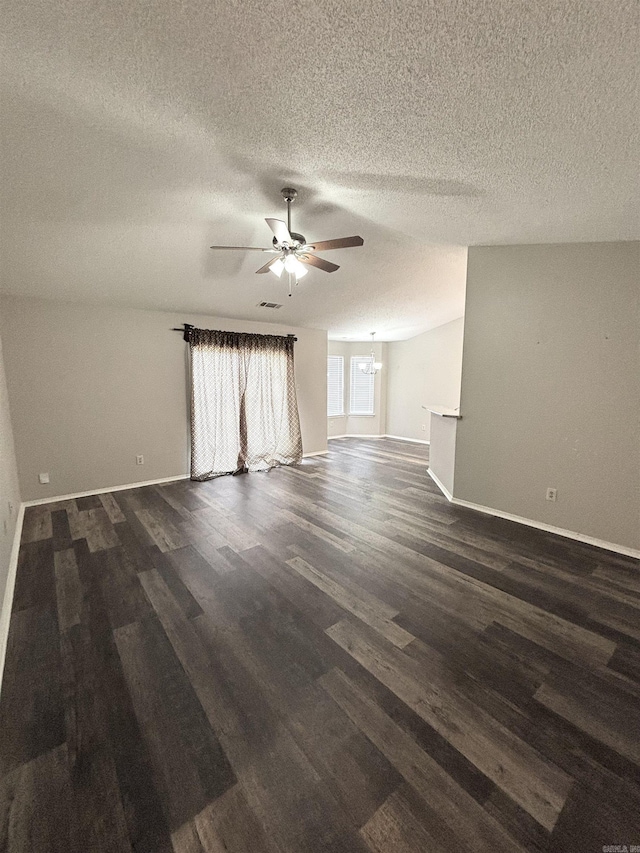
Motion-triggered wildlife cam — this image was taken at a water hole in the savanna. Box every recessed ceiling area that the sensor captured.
[1,1,637,339]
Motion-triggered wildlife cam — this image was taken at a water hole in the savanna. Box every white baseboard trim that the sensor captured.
[328,434,430,445]
[426,472,638,559]
[0,503,25,697]
[328,434,386,440]
[451,497,640,560]
[427,468,453,502]
[303,450,329,458]
[23,475,190,507]
[384,434,430,445]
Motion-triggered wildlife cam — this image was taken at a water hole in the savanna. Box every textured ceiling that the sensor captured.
[1,0,638,340]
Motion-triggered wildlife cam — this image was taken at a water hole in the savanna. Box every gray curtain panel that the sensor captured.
[189,328,303,480]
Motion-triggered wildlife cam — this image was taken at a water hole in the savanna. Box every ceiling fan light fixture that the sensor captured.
[283,254,308,279]
[284,253,297,273]
[270,258,285,278]
[294,262,308,279]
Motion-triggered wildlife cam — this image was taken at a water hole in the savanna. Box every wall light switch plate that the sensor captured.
[39,472,50,484]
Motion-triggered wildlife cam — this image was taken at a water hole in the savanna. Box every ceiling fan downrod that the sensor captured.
[281,187,297,235]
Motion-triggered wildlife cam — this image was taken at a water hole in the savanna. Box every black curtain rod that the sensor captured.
[171,324,297,342]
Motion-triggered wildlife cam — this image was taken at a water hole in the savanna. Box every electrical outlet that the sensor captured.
[39,472,50,484]
[545,487,557,502]
[8,501,14,516]
[136,455,144,465]
[421,424,426,431]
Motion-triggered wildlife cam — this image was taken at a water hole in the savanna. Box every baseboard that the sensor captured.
[328,434,430,445]
[384,434,430,445]
[23,474,190,507]
[303,450,329,458]
[328,434,386,440]
[427,468,453,502]
[451,497,640,560]
[0,504,25,697]
[425,472,638,559]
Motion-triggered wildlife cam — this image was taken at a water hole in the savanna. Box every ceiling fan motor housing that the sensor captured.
[273,231,306,248]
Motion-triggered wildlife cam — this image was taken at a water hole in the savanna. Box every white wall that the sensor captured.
[0,297,327,501]
[0,318,21,608]
[455,242,640,552]
[327,341,387,437]
[385,318,464,442]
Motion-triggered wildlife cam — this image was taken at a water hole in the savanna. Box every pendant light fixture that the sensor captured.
[359,332,383,375]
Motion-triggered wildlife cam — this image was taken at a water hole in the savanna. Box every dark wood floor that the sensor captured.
[1,438,639,852]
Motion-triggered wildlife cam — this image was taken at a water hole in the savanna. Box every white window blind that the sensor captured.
[350,356,375,415]
[327,355,344,417]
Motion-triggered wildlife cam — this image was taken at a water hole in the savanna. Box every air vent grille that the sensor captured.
[257,301,283,309]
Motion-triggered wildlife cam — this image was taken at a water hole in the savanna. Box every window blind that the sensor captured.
[327,355,344,416]
[350,356,375,415]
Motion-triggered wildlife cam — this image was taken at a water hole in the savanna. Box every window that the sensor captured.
[327,355,344,417]
[350,356,375,415]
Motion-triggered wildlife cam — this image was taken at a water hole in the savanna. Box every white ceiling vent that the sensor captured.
[257,301,283,309]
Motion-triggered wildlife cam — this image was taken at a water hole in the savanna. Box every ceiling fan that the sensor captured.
[209,187,364,296]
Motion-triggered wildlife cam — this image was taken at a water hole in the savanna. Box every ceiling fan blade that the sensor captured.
[209,245,277,251]
[305,235,364,251]
[265,218,292,245]
[255,257,283,274]
[298,254,340,273]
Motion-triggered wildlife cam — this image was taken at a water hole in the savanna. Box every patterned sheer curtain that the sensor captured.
[189,328,303,480]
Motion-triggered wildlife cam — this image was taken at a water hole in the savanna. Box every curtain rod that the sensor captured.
[171,324,297,342]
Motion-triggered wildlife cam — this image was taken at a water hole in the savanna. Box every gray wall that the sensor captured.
[385,318,464,442]
[0,318,21,605]
[0,297,328,501]
[327,340,387,438]
[455,242,640,551]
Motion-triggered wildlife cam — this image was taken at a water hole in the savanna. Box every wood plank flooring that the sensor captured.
[1,437,639,852]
